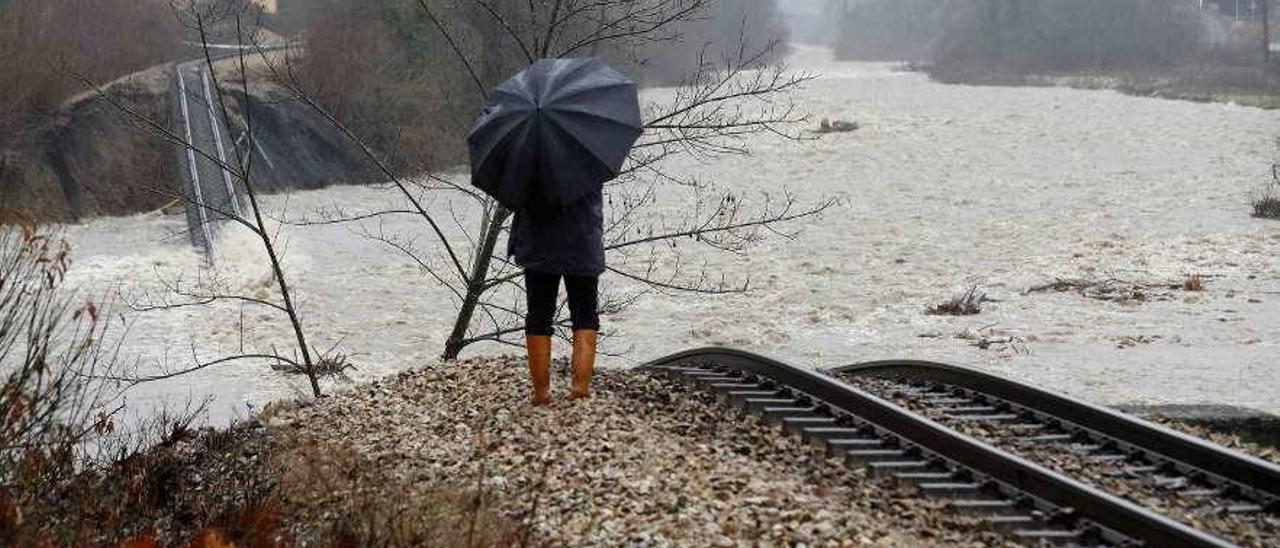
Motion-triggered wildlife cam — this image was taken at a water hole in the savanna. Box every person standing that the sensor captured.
[465,57,641,406]
[508,183,603,406]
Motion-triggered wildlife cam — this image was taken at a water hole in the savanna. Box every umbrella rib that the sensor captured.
[543,80,635,106]
[545,104,643,129]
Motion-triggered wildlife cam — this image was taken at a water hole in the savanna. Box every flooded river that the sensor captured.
[66,46,1280,424]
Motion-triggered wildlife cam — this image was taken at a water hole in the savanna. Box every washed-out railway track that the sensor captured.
[644,348,1280,547]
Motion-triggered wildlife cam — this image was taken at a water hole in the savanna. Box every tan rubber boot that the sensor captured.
[526,335,552,406]
[570,329,598,398]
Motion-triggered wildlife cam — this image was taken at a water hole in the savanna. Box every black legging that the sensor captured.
[524,270,599,336]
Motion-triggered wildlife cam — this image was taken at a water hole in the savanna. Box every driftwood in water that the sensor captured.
[927,285,986,316]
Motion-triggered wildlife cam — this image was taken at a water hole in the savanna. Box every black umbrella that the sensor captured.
[467,57,642,212]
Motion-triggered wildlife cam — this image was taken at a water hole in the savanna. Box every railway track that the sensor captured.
[643,348,1280,547]
[173,57,243,261]
[170,43,292,261]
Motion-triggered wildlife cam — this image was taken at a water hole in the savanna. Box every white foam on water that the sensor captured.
[60,46,1280,423]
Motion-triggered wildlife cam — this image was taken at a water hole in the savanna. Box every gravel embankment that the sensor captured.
[1143,417,1280,466]
[272,357,1019,547]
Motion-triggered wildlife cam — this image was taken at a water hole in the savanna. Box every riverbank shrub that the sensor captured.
[0,222,123,542]
[0,225,515,542]
[1253,162,1280,220]
[9,418,520,545]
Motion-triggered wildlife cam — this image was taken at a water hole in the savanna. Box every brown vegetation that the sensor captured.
[930,0,1204,74]
[10,420,519,547]
[0,0,181,144]
[279,0,790,176]
[0,0,183,221]
[286,0,474,176]
[0,222,135,543]
[0,222,507,543]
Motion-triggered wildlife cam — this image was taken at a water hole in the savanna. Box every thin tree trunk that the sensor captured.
[442,207,511,360]
[1264,0,1272,64]
[200,15,322,398]
[246,183,320,396]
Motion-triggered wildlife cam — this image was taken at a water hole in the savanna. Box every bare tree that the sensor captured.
[268,0,831,360]
[76,5,334,396]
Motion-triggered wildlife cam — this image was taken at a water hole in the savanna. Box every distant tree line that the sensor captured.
[829,0,1220,72]
[828,0,949,62]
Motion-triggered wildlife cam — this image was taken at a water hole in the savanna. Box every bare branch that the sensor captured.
[415,0,488,97]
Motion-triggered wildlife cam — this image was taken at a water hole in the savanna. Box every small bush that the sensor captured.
[271,434,521,547]
[0,221,128,543]
[1254,196,1280,219]
[1253,163,1280,220]
[1183,274,1205,292]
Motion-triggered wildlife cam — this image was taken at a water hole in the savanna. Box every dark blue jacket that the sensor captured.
[507,188,605,277]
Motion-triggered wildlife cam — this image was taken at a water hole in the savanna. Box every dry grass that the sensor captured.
[9,422,521,547]
[271,433,524,547]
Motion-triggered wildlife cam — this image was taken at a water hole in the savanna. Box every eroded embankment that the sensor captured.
[21,358,1021,546]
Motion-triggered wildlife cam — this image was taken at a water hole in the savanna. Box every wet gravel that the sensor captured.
[1143,417,1280,467]
[271,357,1024,547]
[841,375,1280,547]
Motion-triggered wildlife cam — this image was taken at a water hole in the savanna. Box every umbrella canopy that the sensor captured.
[467,57,642,212]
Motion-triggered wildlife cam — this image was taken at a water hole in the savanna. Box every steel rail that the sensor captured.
[833,359,1280,504]
[200,68,242,218]
[171,42,290,257]
[644,347,1238,548]
[176,67,215,262]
